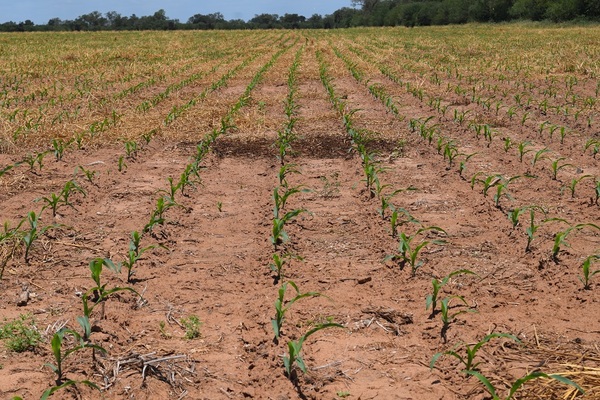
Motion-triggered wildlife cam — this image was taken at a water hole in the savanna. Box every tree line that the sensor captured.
[1,0,598,32]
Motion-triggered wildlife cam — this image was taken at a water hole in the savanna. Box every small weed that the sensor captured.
[181,315,202,339]
[0,314,41,352]
[159,321,172,339]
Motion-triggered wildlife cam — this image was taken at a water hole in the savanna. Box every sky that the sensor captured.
[0,0,354,24]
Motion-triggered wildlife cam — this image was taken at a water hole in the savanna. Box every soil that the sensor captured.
[0,28,599,400]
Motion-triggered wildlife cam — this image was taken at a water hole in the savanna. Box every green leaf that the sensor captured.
[464,370,498,399]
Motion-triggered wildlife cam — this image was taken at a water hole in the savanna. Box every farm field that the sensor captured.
[0,25,599,399]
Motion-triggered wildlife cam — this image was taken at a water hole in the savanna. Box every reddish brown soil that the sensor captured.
[0,28,599,400]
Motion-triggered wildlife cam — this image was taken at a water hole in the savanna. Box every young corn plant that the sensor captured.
[390,207,420,238]
[564,175,592,198]
[580,254,600,290]
[377,187,416,220]
[21,211,56,264]
[117,155,126,172]
[122,231,160,283]
[41,377,101,400]
[584,138,599,158]
[471,172,501,197]
[503,137,512,153]
[160,176,182,202]
[361,152,385,199]
[44,327,105,388]
[61,180,86,207]
[531,147,551,168]
[551,223,600,262]
[458,153,477,179]
[517,141,533,162]
[283,322,343,380]
[493,176,521,209]
[426,269,477,319]
[80,258,139,339]
[465,370,583,400]
[439,295,477,342]
[272,280,320,343]
[124,140,138,160]
[38,193,62,217]
[387,226,447,276]
[269,252,302,284]
[51,138,71,161]
[525,207,547,253]
[273,185,306,219]
[277,164,300,187]
[550,157,573,180]
[430,332,520,371]
[507,206,528,229]
[144,196,179,234]
[76,166,97,185]
[271,209,306,249]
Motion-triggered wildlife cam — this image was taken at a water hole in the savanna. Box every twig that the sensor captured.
[144,354,187,365]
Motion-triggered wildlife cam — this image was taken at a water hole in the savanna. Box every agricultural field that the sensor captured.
[0,24,599,399]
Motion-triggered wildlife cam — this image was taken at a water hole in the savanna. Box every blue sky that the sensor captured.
[1,0,354,24]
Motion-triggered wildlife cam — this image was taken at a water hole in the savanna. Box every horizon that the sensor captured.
[0,0,354,25]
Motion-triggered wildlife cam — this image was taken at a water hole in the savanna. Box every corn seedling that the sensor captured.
[378,187,416,219]
[517,141,532,162]
[580,254,600,290]
[471,172,501,197]
[507,206,529,229]
[21,211,55,264]
[51,138,69,161]
[387,226,447,276]
[76,166,96,185]
[550,223,600,261]
[439,295,477,342]
[37,192,62,217]
[122,231,160,283]
[390,207,419,238]
[179,164,200,196]
[458,153,477,178]
[277,164,300,187]
[426,269,477,319]
[161,176,181,201]
[531,147,551,168]
[60,180,86,207]
[269,252,302,283]
[144,196,179,234]
[594,180,600,205]
[584,138,599,158]
[271,209,306,248]
[525,207,547,253]
[273,185,306,219]
[502,137,512,153]
[564,175,592,198]
[45,327,105,386]
[81,258,139,339]
[361,152,385,199]
[465,370,583,400]
[41,379,101,400]
[550,157,573,180]
[117,155,126,172]
[493,176,521,208]
[283,322,343,379]
[124,140,138,160]
[272,280,320,342]
[430,332,519,371]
